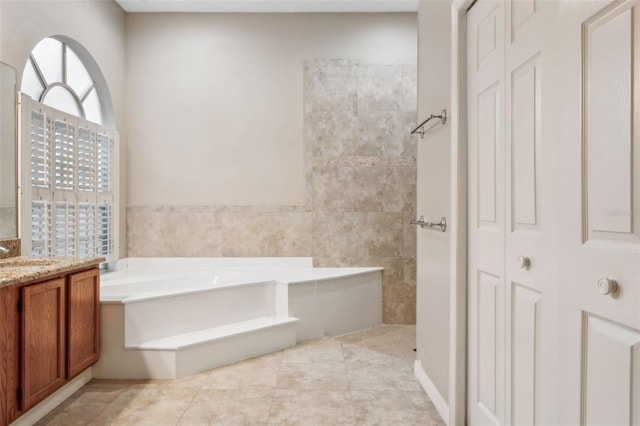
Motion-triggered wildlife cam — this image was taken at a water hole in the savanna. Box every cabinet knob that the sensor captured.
[597,277,618,295]
[517,256,530,270]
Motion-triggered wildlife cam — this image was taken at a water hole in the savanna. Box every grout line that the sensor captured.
[265,349,285,424]
[174,370,212,425]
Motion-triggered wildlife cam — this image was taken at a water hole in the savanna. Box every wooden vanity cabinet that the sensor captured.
[21,277,66,411]
[67,269,100,379]
[0,266,100,425]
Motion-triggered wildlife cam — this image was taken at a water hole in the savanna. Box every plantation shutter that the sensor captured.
[55,200,76,257]
[30,200,51,257]
[78,126,95,192]
[53,118,77,257]
[29,109,53,257]
[97,131,114,256]
[77,202,95,258]
[21,95,118,261]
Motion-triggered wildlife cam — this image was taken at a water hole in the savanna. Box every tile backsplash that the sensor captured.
[0,238,21,259]
[127,59,417,324]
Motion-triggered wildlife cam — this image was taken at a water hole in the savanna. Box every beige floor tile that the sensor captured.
[201,351,282,390]
[351,390,444,425]
[347,360,422,392]
[98,387,198,425]
[178,388,274,425]
[277,361,349,391]
[35,385,126,425]
[339,325,416,364]
[342,343,402,365]
[34,326,442,426]
[267,390,354,425]
[281,337,344,363]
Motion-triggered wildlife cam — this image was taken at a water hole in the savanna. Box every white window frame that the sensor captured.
[19,94,119,261]
[21,37,105,125]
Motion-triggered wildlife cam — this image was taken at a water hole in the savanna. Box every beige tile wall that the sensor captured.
[127,59,417,324]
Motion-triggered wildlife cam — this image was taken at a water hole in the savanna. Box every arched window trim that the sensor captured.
[21,36,115,128]
[40,82,86,117]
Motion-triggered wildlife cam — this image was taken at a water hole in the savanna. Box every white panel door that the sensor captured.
[468,0,638,424]
[549,1,640,424]
[469,1,557,424]
[467,2,506,424]
[503,1,560,424]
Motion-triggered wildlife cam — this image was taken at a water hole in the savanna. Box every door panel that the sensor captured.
[468,2,506,425]
[477,6,500,71]
[503,0,552,422]
[67,269,100,379]
[477,85,500,225]
[510,0,535,42]
[510,283,540,426]
[570,1,640,424]
[477,270,499,418]
[582,314,640,426]
[583,2,640,246]
[510,54,540,230]
[21,278,66,411]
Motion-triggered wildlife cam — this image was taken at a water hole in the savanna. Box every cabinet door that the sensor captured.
[21,278,66,411]
[0,285,18,426]
[67,268,100,379]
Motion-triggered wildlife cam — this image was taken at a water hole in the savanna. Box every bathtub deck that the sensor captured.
[94,257,383,379]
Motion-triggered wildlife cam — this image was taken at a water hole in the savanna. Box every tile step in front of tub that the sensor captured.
[127,316,299,350]
[95,315,299,379]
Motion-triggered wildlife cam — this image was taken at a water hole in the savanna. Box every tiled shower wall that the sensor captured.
[127,59,417,324]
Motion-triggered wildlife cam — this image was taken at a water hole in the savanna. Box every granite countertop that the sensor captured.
[0,256,105,288]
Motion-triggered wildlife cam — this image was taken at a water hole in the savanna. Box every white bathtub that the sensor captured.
[101,257,381,304]
[94,257,383,379]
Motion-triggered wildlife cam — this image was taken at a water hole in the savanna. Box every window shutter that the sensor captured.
[77,201,96,258]
[54,119,75,191]
[55,200,76,257]
[23,98,118,261]
[77,126,95,192]
[97,202,112,256]
[30,111,50,188]
[97,131,114,257]
[31,200,52,257]
[97,132,111,193]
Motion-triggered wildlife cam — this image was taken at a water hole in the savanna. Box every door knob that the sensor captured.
[597,277,618,295]
[517,256,530,270]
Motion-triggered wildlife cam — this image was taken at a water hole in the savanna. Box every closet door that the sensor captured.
[550,1,640,424]
[503,1,558,424]
[468,0,572,423]
[467,2,507,424]
[468,0,639,424]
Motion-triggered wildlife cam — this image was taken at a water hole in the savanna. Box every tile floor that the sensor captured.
[37,325,444,425]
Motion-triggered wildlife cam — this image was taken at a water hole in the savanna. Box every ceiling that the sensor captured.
[114,0,418,13]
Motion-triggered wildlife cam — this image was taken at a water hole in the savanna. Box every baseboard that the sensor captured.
[414,360,450,425]
[9,368,93,426]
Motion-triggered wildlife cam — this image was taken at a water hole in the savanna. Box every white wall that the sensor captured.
[0,0,126,131]
[125,13,417,206]
[415,0,452,415]
[0,0,127,254]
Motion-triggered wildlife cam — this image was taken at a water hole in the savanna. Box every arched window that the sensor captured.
[20,37,118,261]
[21,37,104,125]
